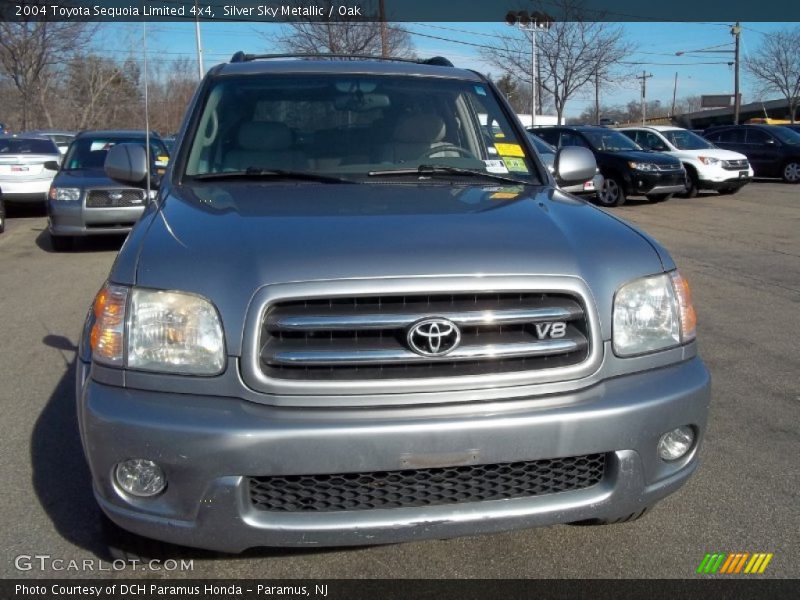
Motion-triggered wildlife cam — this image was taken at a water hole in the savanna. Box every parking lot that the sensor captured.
[0,182,797,579]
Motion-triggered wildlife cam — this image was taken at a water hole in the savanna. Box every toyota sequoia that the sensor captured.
[77,54,710,553]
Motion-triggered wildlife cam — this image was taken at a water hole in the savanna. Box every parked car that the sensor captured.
[77,54,708,553]
[47,130,169,251]
[0,136,61,203]
[24,129,76,156]
[618,126,753,197]
[702,124,800,183]
[531,125,686,206]
[527,132,604,197]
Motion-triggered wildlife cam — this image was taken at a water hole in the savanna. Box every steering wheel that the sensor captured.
[419,144,476,159]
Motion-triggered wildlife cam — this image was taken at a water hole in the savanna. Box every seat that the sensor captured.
[378,113,458,163]
[222,121,306,172]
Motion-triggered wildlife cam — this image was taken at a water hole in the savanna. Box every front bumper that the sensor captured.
[78,357,710,553]
[628,170,686,196]
[48,199,144,236]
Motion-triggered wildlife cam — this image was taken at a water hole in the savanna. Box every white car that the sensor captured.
[0,136,61,202]
[618,126,754,197]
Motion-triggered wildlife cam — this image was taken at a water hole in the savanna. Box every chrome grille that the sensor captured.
[655,163,683,171]
[248,454,606,512]
[722,159,749,170]
[85,189,146,208]
[260,293,590,380]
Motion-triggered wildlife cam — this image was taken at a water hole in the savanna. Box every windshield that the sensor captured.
[184,73,541,183]
[773,126,800,145]
[661,129,715,150]
[63,137,168,170]
[0,138,59,154]
[582,130,641,152]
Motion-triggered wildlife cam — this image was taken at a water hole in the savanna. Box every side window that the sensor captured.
[534,130,560,147]
[745,129,770,145]
[560,132,589,148]
[716,129,745,144]
[620,130,639,145]
[644,132,666,150]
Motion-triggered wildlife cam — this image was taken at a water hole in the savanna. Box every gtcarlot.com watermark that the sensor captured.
[14,554,193,573]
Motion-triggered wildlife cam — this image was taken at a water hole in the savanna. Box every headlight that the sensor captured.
[613,271,696,356]
[628,162,659,172]
[48,187,81,201]
[90,285,225,375]
[697,156,721,166]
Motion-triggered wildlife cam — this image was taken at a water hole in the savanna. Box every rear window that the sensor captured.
[0,138,59,154]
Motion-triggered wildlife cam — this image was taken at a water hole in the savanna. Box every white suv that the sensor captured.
[619,126,754,197]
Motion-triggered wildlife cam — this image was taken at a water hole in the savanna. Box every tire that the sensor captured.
[646,193,673,203]
[718,185,743,196]
[681,167,699,198]
[0,200,5,234]
[596,177,626,207]
[782,161,800,183]
[569,507,651,526]
[50,234,73,252]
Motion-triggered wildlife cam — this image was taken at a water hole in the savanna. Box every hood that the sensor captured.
[670,148,749,161]
[51,168,124,188]
[124,182,666,352]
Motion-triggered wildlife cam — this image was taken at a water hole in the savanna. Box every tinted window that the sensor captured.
[714,129,745,144]
[63,137,168,170]
[745,129,771,144]
[532,129,560,147]
[527,132,556,156]
[581,129,641,152]
[0,138,59,154]
[772,126,800,145]
[560,131,590,148]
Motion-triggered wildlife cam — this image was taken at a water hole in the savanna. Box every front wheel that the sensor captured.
[596,177,626,207]
[646,193,672,203]
[681,168,699,198]
[782,161,800,183]
[0,200,5,234]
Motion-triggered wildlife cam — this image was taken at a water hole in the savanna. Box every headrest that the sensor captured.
[393,114,446,143]
[237,121,292,151]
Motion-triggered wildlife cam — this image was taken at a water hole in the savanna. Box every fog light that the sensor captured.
[115,459,166,497]
[658,426,694,461]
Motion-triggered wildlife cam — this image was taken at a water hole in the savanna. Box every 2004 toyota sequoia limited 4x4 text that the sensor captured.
[77,54,710,553]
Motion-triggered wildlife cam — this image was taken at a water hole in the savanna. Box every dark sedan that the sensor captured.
[530,126,685,206]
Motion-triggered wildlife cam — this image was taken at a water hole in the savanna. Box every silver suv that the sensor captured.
[77,55,710,553]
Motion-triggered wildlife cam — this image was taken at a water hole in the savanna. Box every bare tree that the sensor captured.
[271,2,413,58]
[0,15,94,129]
[481,0,633,123]
[745,27,800,123]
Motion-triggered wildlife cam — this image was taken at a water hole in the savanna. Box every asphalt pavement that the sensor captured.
[0,183,797,579]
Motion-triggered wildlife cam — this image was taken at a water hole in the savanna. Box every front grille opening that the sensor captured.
[248,453,606,512]
[260,292,591,381]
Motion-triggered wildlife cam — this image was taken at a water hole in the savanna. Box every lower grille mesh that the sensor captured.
[248,454,605,512]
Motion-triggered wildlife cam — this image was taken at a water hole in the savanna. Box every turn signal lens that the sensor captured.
[670,271,697,342]
[90,284,129,365]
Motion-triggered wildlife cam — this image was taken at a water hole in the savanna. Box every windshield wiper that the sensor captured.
[368,164,531,185]
[191,168,353,184]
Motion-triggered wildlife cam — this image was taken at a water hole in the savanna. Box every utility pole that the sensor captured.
[378,0,388,58]
[732,22,741,124]
[194,0,205,79]
[505,11,554,127]
[671,72,678,117]
[595,67,600,125]
[637,71,653,125]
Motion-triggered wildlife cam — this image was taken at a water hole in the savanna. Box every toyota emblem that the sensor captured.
[407,318,461,357]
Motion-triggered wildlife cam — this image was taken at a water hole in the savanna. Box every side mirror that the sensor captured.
[555,146,597,186]
[105,143,148,186]
[43,161,60,171]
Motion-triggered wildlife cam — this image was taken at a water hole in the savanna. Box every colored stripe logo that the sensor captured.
[696,553,773,574]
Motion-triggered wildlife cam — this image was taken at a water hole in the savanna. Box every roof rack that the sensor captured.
[229,52,453,67]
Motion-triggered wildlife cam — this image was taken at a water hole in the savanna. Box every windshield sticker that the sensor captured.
[495,143,525,157]
[502,157,529,173]
[474,86,487,96]
[484,159,510,174]
[487,146,499,155]
[490,192,520,200]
